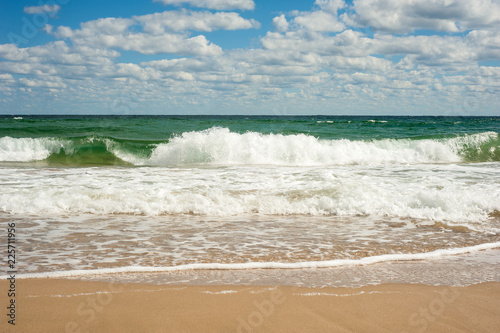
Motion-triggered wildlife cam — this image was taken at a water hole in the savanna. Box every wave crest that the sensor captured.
[1,129,498,165]
[0,137,64,162]
[145,128,498,166]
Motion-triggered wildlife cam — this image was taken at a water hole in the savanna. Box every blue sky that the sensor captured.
[0,0,499,115]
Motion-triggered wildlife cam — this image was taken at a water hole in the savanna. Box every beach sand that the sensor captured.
[1,279,499,333]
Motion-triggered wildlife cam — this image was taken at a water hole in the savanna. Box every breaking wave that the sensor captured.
[1,128,498,166]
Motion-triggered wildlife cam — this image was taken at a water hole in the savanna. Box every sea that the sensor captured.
[1,115,499,287]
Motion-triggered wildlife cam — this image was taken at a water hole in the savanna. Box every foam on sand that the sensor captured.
[5,242,499,280]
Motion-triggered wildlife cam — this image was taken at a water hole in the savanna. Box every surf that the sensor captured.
[144,128,499,166]
[0,128,498,166]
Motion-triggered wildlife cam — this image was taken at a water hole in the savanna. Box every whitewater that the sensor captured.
[0,127,499,165]
[1,115,499,285]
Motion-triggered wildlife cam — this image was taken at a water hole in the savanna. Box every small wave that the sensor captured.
[0,136,137,165]
[0,137,65,162]
[5,242,500,279]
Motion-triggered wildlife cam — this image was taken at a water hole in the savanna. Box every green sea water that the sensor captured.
[1,115,499,166]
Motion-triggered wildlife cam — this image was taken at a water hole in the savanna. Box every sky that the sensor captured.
[0,0,499,115]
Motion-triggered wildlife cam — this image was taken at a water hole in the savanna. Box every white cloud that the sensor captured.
[0,44,28,61]
[0,74,14,80]
[135,10,260,33]
[373,35,471,64]
[0,41,121,81]
[80,32,223,56]
[79,17,134,36]
[142,57,222,73]
[466,30,500,61]
[261,22,499,69]
[153,0,255,10]
[350,72,386,84]
[43,24,54,34]
[272,15,288,32]
[2,0,499,115]
[19,77,66,89]
[293,11,345,32]
[286,0,346,32]
[261,30,373,57]
[344,0,500,33]
[54,17,223,56]
[24,4,61,15]
[326,55,393,72]
[314,0,346,13]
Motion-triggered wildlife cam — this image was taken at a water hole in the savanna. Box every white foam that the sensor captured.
[0,137,65,162]
[141,128,497,166]
[1,129,497,166]
[202,290,238,294]
[5,242,500,280]
[293,291,388,296]
[27,291,115,298]
[1,162,499,223]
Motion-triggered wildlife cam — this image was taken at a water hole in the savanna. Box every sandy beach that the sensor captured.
[2,279,499,333]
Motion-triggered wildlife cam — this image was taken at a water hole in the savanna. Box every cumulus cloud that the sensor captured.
[286,0,346,32]
[343,0,500,33]
[24,4,61,15]
[19,77,66,89]
[261,30,373,58]
[54,17,223,56]
[153,0,255,10]
[272,15,289,32]
[143,57,223,73]
[314,0,346,13]
[293,11,345,32]
[0,41,122,81]
[135,10,260,33]
[74,31,222,56]
[0,44,28,61]
[466,30,500,61]
[51,10,258,56]
[1,0,499,115]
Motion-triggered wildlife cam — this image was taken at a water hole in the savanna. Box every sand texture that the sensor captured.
[1,279,499,333]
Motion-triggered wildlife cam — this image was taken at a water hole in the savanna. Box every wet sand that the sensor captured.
[1,279,499,333]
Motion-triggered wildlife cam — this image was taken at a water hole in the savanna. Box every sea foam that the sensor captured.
[0,129,498,165]
[5,242,499,280]
[1,163,499,223]
[0,137,64,162]
[144,128,497,166]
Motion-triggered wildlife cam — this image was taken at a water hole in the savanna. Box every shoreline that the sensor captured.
[1,279,499,333]
[6,247,500,288]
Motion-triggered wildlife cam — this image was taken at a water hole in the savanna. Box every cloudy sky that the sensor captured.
[0,0,499,115]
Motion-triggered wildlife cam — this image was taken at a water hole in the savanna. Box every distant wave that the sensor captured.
[1,128,498,165]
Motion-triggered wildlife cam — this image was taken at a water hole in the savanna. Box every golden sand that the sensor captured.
[1,279,499,332]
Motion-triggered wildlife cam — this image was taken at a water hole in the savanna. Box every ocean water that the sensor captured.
[1,115,499,285]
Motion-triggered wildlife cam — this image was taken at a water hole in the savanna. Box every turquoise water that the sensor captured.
[1,115,499,280]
